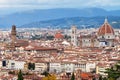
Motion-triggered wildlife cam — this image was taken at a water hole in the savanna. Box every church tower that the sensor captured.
[11,25,17,42]
[71,26,77,46]
[6,25,17,51]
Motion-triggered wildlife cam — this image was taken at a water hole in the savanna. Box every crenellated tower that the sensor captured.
[11,25,17,42]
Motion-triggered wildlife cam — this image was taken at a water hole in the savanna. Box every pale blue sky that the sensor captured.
[0,0,120,15]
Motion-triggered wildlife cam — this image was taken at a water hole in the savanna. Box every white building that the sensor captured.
[96,65,109,76]
[0,60,2,68]
[61,62,74,73]
[35,62,47,73]
[74,62,86,72]
[86,62,96,72]
[49,62,61,73]
[5,60,25,70]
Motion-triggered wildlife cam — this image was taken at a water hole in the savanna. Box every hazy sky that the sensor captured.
[0,0,119,10]
[0,0,120,15]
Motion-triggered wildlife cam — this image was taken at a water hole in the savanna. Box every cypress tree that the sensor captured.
[32,63,35,70]
[18,70,24,80]
[99,75,102,80]
[28,62,31,70]
[71,72,75,80]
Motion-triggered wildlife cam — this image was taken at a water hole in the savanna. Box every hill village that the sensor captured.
[0,18,120,80]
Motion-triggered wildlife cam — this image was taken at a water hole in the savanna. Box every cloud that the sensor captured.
[85,0,120,7]
[0,0,119,10]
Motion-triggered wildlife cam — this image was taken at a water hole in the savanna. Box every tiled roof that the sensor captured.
[98,18,114,35]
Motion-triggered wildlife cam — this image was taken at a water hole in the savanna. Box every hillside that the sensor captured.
[0,8,120,28]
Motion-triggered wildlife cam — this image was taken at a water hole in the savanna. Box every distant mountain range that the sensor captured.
[20,16,120,29]
[0,8,120,29]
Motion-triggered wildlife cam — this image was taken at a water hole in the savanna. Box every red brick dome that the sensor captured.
[98,18,114,36]
[54,32,64,39]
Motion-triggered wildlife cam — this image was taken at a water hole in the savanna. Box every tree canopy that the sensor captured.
[105,62,120,80]
[41,71,56,80]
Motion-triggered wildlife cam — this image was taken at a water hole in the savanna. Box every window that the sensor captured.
[11,63,15,65]
[102,36,104,38]
[2,61,6,66]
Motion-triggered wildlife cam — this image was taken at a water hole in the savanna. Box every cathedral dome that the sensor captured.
[98,18,114,36]
[54,32,64,39]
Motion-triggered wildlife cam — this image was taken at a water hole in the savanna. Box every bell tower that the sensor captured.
[71,26,77,46]
[11,25,17,42]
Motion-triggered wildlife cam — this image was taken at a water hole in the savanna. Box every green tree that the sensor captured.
[47,74,56,80]
[17,70,24,80]
[28,62,35,70]
[64,35,71,40]
[71,72,75,80]
[105,62,120,80]
[46,35,54,40]
[28,62,32,70]
[41,72,56,80]
[103,77,107,80]
[41,71,49,77]
[32,63,35,70]
[99,75,102,80]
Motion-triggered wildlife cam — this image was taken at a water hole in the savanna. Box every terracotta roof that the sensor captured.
[25,46,57,51]
[15,40,29,47]
[81,72,93,79]
[24,74,41,79]
[54,32,64,39]
[98,18,114,35]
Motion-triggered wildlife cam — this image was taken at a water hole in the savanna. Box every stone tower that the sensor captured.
[11,25,17,42]
[71,26,77,46]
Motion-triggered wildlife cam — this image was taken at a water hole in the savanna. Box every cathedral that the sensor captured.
[97,18,115,47]
[71,18,115,48]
